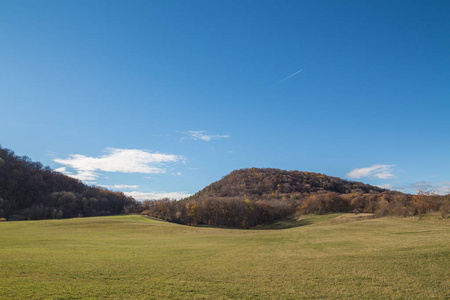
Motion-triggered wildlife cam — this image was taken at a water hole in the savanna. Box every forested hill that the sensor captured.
[0,146,137,221]
[142,168,405,228]
[189,168,387,199]
[143,168,447,228]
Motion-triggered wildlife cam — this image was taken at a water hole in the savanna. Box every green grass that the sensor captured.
[1,214,449,299]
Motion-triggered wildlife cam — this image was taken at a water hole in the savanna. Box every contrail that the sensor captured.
[273,69,302,87]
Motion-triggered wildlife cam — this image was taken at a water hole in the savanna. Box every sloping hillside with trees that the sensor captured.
[143,168,449,228]
[0,146,137,220]
[1,146,448,227]
[190,168,386,198]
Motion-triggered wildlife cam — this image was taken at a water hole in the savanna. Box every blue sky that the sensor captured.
[1,0,449,199]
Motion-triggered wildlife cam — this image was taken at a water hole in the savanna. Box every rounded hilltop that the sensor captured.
[189,167,387,200]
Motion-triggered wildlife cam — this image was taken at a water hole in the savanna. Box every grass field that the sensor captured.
[1,214,449,299]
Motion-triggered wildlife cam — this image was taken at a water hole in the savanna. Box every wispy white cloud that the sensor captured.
[54,167,69,174]
[346,164,396,180]
[101,184,139,190]
[54,148,185,181]
[436,182,450,195]
[397,181,450,195]
[376,183,395,190]
[273,69,302,87]
[407,181,434,191]
[376,181,450,195]
[124,191,191,201]
[185,130,230,141]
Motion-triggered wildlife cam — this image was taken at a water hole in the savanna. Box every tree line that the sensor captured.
[1,149,448,226]
[140,168,449,228]
[141,191,449,228]
[140,197,295,228]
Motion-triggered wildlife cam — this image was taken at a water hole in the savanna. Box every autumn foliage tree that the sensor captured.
[413,190,437,219]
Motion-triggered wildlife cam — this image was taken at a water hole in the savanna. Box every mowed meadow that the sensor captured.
[1,215,449,299]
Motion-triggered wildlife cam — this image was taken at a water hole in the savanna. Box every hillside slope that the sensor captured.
[189,168,386,199]
[0,146,137,220]
[143,168,411,228]
[144,168,448,228]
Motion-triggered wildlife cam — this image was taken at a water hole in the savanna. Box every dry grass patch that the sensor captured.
[330,213,375,224]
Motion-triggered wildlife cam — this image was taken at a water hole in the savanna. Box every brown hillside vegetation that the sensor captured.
[190,168,386,198]
[0,146,138,221]
[142,168,450,228]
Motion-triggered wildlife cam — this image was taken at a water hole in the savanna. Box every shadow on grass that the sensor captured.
[252,214,342,230]
[194,218,314,230]
[252,218,314,230]
[196,214,343,230]
[195,224,238,230]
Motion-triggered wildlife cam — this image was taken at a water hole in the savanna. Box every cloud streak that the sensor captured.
[376,183,395,190]
[101,184,139,190]
[273,69,302,87]
[124,191,191,201]
[54,148,185,181]
[186,131,230,141]
[391,181,450,195]
[346,164,396,180]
